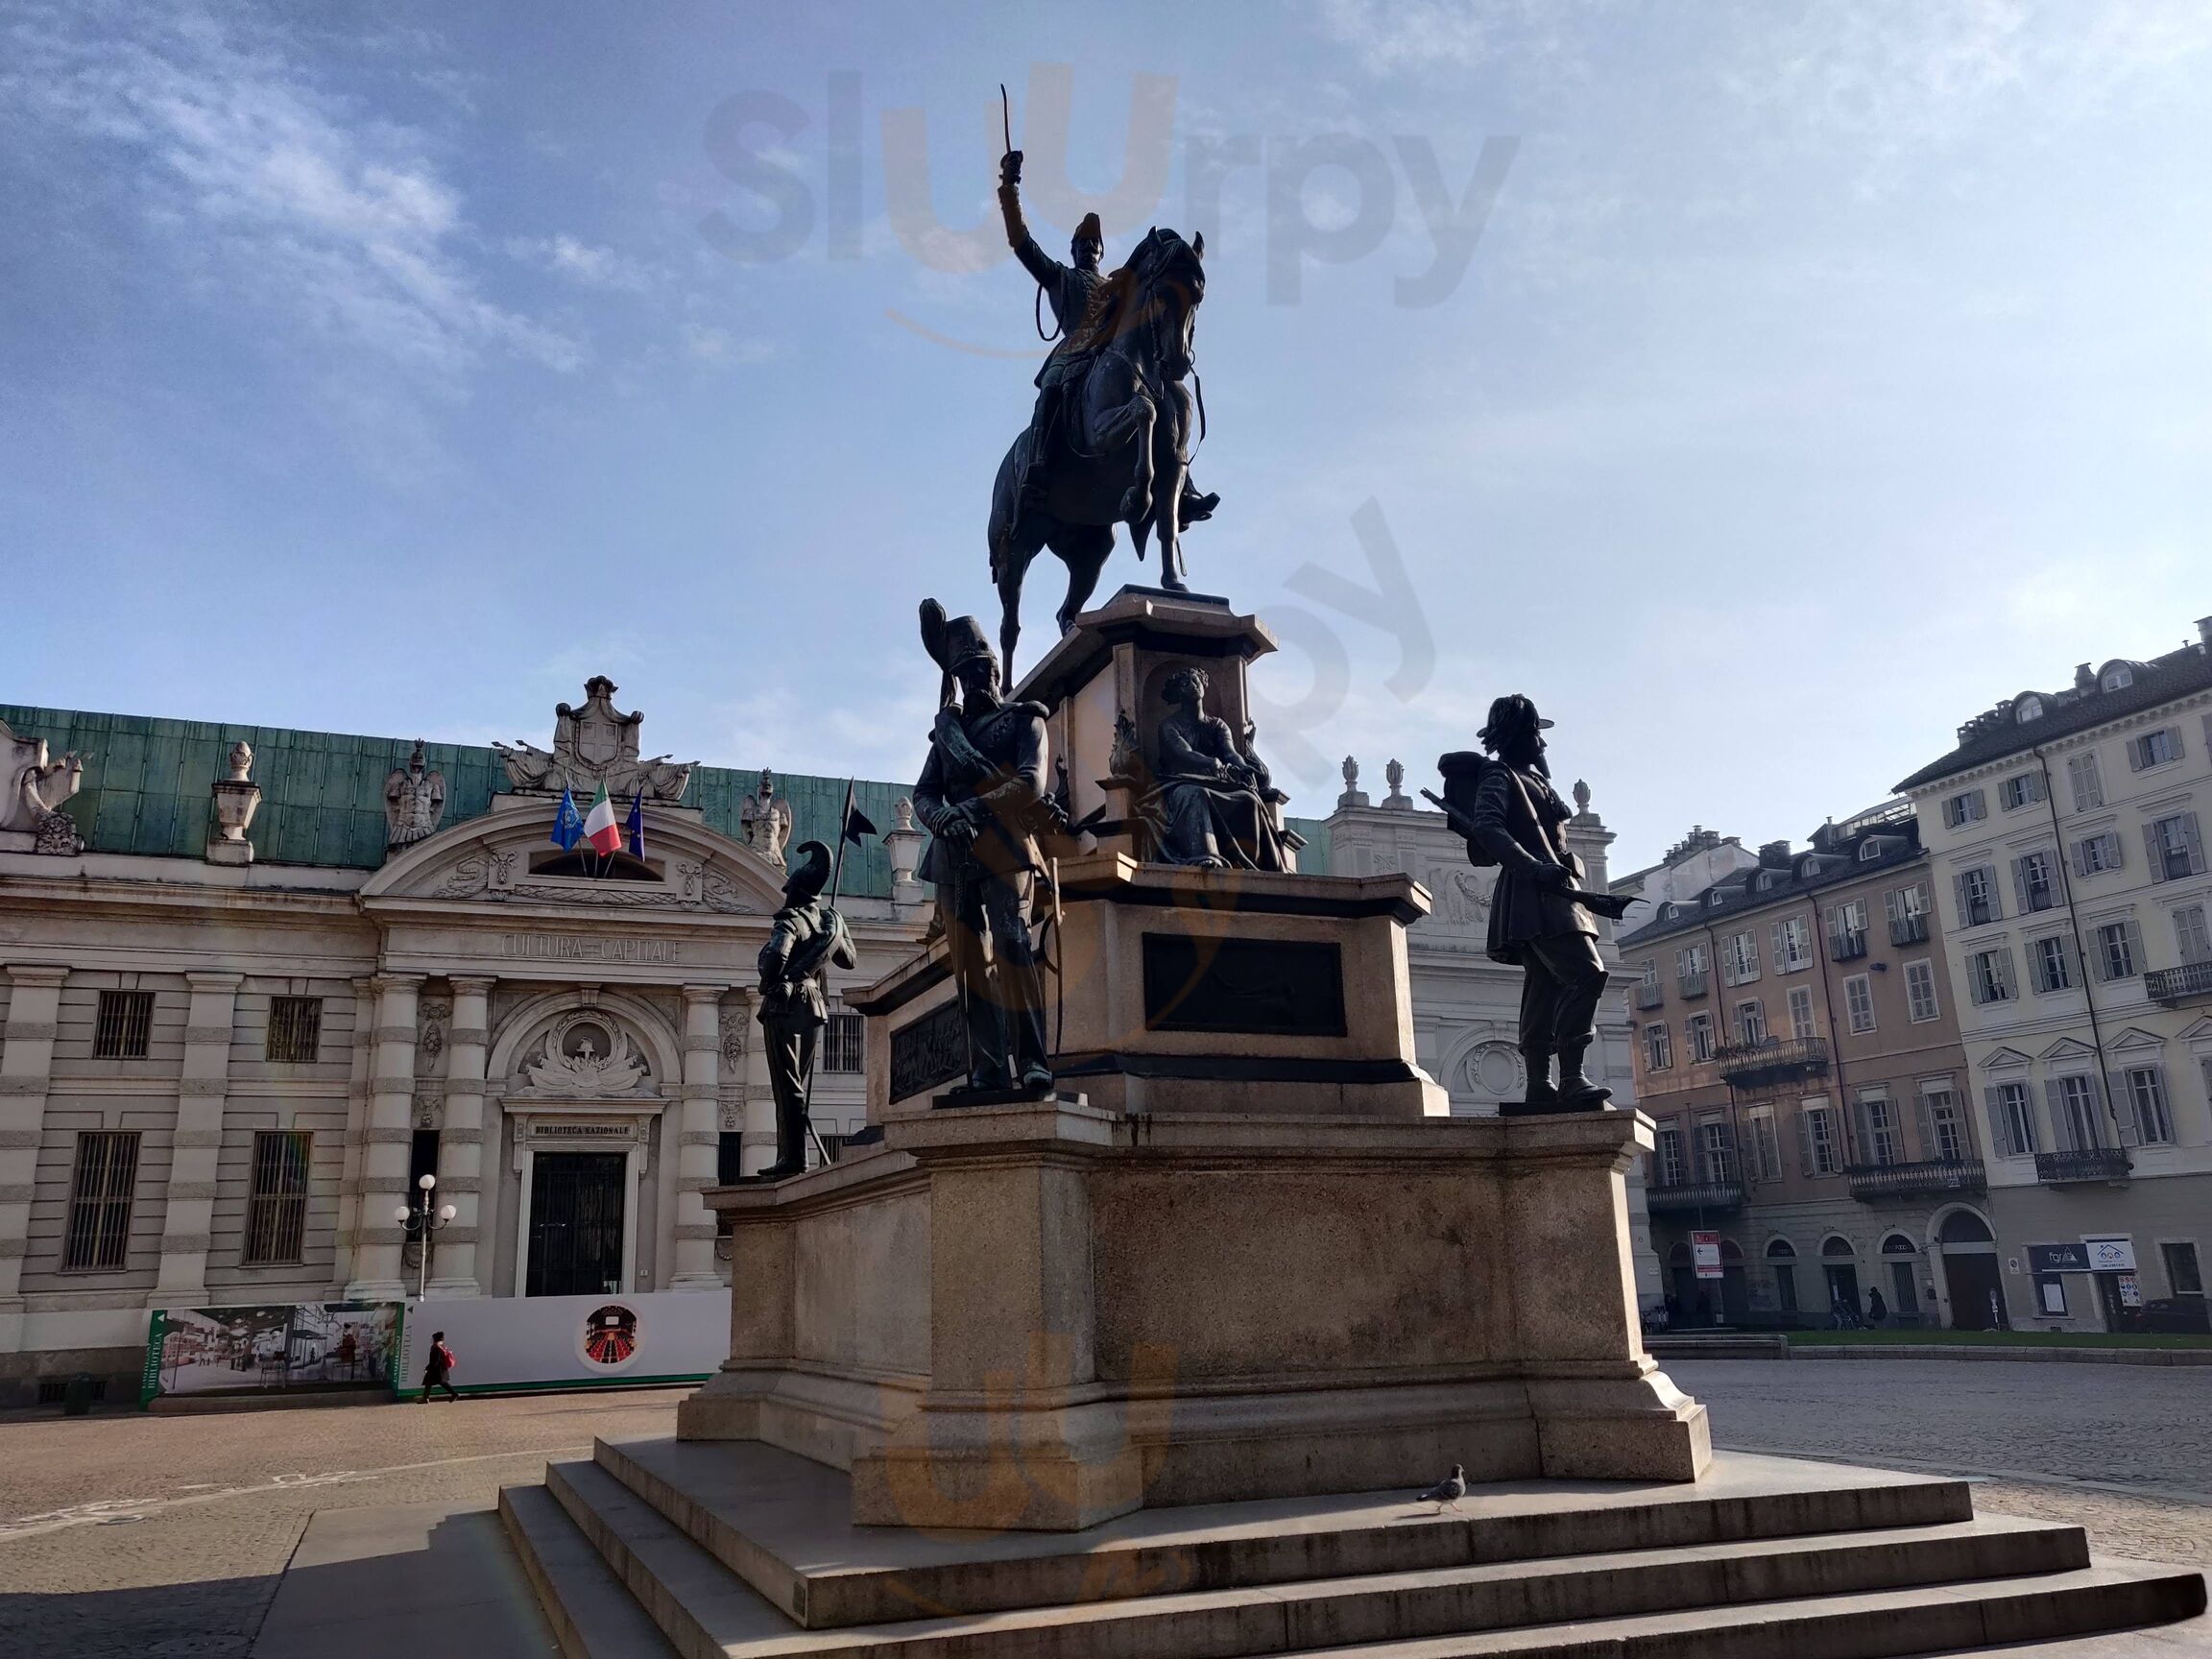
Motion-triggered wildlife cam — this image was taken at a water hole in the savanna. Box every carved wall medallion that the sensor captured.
[514,1011,654,1098]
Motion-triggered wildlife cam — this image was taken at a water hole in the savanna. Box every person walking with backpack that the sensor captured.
[420,1330,459,1403]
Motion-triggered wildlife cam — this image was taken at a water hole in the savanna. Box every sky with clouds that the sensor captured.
[4,1,2208,872]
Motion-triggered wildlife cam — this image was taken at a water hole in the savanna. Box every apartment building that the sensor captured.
[1618,807,1989,1330]
[1895,615,2212,1333]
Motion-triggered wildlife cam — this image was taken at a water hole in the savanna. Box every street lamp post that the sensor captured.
[395,1171,459,1302]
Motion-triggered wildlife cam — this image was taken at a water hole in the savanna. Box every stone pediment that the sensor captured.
[1980,1046,2033,1072]
[2036,1035,2098,1064]
[2105,1025,2167,1053]
[360,796,784,916]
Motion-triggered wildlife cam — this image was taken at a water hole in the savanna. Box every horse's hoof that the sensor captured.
[1161,572,1190,593]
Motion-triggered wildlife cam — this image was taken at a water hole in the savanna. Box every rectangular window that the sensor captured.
[1904,959,1940,1022]
[1695,1118,1736,1184]
[243,1131,312,1265]
[1863,1094,1900,1166]
[1956,866,2000,927]
[93,990,154,1060]
[1643,1022,1671,1072]
[2049,1075,2104,1152]
[1655,1125,1686,1188]
[2075,831,2124,877]
[1685,1013,1717,1063]
[1887,882,1932,944]
[1944,789,1987,829]
[62,1131,139,1271]
[265,997,323,1063]
[1721,930,1760,985]
[1989,1080,2039,1155]
[1675,943,1708,995]
[2146,812,2206,883]
[2163,1241,2204,1299]
[1749,1109,1782,1182]
[1924,1087,1966,1161]
[1828,899,1869,959]
[1788,984,1816,1039]
[1968,948,2016,1003]
[1733,999,1767,1046]
[2176,903,2212,967]
[2131,728,2179,770]
[2013,850,2057,913]
[1999,771,2044,811]
[1772,915,1814,972]
[821,1011,865,1074]
[2031,934,2074,995]
[2066,752,2104,811]
[2093,920,2141,982]
[2125,1066,2175,1145]
[1803,1105,1840,1176]
[1843,974,1875,1034]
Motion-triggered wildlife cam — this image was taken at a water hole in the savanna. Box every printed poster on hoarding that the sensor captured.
[143,1301,402,1402]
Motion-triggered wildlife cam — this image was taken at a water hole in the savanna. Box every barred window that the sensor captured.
[93,990,155,1059]
[266,997,323,1063]
[243,1131,312,1265]
[822,1011,865,1074]
[63,1131,139,1270]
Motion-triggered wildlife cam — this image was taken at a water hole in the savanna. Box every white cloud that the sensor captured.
[681,324,774,365]
[508,233,657,292]
[1,1,578,384]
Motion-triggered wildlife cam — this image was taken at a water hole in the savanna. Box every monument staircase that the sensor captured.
[499,1435,2204,1658]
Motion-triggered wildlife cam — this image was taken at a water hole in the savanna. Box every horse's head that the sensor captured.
[1119,227,1205,379]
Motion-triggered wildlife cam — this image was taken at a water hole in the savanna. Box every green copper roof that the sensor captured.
[3,703,1330,895]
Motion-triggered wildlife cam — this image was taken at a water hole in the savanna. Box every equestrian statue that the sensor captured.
[989,139,1219,682]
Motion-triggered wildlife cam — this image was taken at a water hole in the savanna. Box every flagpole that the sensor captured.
[797,781,860,1169]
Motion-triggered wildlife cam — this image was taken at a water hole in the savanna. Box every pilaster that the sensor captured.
[329,975,375,1294]
[670,984,724,1288]
[155,972,242,1305]
[426,976,493,1298]
[345,974,421,1300]
[740,991,776,1175]
[0,965,69,1341]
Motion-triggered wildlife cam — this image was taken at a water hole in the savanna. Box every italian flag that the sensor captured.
[582,782,623,855]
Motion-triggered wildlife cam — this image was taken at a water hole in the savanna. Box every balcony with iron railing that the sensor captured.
[1676,970,1710,999]
[1715,1035,1831,1087]
[1645,1177,1746,1213]
[1846,1158,1988,1201]
[1829,930,1869,962]
[1634,980,1665,1010]
[2147,961,2212,1008]
[2034,1147,2131,1186]
[1889,914,1929,947]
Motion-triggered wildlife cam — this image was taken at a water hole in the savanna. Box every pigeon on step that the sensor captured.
[1418,1464,1467,1512]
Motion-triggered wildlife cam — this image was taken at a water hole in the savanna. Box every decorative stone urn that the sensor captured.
[207,740,260,865]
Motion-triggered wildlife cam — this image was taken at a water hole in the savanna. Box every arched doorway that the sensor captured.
[1879,1233,1922,1325]
[1767,1238,1800,1322]
[1936,1208,2005,1330]
[1821,1235,1861,1323]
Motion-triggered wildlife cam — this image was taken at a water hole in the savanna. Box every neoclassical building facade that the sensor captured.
[0,692,1650,1404]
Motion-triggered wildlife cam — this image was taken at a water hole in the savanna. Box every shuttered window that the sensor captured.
[1955,866,2000,927]
[1967,948,2015,1003]
[243,1131,312,1265]
[266,997,323,1063]
[2092,920,2142,981]
[2073,831,2124,877]
[93,991,154,1059]
[1788,984,1816,1039]
[2066,753,2104,811]
[1904,960,1940,1022]
[63,1131,139,1270]
[2031,935,2074,994]
[2121,1066,2174,1145]
[2176,904,2212,967]
[1984,1081,2038,1156]
[2145,813,2206,883]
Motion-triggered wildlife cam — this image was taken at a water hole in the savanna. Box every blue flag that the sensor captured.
[624,788,645,858]
[550,785,584,851]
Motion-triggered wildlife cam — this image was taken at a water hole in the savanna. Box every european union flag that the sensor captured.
[624,788,645,858]
[550,785,584,851]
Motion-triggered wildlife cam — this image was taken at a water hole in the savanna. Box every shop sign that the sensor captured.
[2083,1235,2137,1272]
[2028,1242,2091,1273]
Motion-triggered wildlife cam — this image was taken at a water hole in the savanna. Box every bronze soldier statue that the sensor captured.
[913,599,1054,1096]
[755,840,856,1177]
[1437,697,1633,1111]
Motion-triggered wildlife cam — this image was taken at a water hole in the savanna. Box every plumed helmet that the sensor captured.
[1478,694,1553,754]
[783,839,832,901]
[919,598,998,707]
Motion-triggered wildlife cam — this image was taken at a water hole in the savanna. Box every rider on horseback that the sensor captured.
[998,153,1218,527]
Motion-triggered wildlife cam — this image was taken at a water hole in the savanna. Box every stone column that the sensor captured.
[0,965,68,1341]
[670,985,724,1289]
[329,975,376,1295]
[155,972,242,1306]
[426,976,492,1298]
[346,974,421,1301]
[739,991,776,1175]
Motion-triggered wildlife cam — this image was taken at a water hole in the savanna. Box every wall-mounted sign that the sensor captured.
[1691,1231,1723,1281]
[2028,1242,2091,1273]
[2083,1235,2137,1272]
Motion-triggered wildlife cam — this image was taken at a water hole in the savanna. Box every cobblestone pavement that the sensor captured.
[1676,1358,2212,1567]
[0,1388,683,1659]
[2,1366,2205,1657]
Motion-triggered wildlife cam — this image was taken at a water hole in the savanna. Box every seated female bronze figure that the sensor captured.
[1142,666,1302,872]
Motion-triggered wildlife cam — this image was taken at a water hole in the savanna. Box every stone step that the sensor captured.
[592,1436,1979,1628]
[541,1456,2114,1659]
[1259,1560,2208,1657]
[500,1479,679,1659]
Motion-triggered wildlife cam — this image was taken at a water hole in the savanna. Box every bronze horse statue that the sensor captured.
[989,227,1210,680]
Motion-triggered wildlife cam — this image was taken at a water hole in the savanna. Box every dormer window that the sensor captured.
[1859,839,1882,861]
[2102,665,2134,691]
[2016,695,2043,722]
